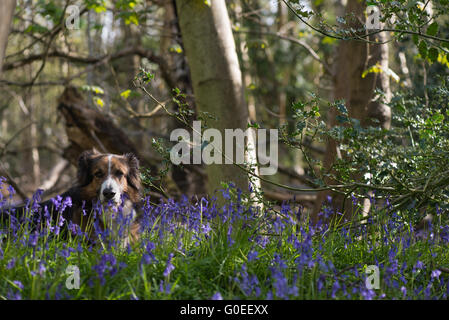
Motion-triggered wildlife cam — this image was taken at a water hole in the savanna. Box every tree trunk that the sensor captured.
[0,0,16,79]
[312,0,391,224]
[175,0,259,196]
[163,0,206,197]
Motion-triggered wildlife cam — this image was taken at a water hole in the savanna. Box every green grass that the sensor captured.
[1,194,449,300]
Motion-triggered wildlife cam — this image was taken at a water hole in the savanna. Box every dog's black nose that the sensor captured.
[103,189,116,200]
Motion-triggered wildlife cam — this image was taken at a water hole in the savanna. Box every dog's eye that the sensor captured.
[115,170,124,178]
[94,171,104,178]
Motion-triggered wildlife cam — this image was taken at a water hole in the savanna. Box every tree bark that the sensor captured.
[162,0,206,197]
[175,0,259,196]
[312,0,391,224]
[0,0,16,79]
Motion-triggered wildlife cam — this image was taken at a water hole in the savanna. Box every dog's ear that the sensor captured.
[77,150,95,186]
[124,153,142,193]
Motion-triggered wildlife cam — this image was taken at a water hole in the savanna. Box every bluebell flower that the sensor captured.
[163,253,175,277]
[351,194,358,206]
[331,280,340,298]
[361,288,376,300]
[201,223,211,236]
[211,292,223,300]
[413,260,424,273]
[235,264,261,297]
[31,189,44,212]
[28,232,38,247]
[159,279,171,294]
[401,286,407,298]
[13,280,23,290]
[7,290,21,300]
[38,262,46,276]
[227,224,235,247]
[247,250,259,262]
[431,269,441,280]
[6,258,16,270]
[273,254,287,270]
[7,184,16,199]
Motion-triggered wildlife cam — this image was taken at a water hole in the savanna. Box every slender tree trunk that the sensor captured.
[0,0,16,79]
[235,0,261,202]
[312,0,391,224]
[175,0,260,196]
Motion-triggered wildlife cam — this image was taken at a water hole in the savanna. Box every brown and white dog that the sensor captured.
[1,149,143,246]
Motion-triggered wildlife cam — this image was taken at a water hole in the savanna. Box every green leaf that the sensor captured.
[426,22,439,37]
[93,97,104,108]
[336,115,349,124]
[125,12,139,25]
[322,36,337,45]
[296,121,306,132]
[362,64,382,78]
[418,40,428,59]
[292,101,305,111]
[81,85,104,95]
[428,47,438,63]
[120,90,131,99]
[432,113,444,124]
[437,53,449,68]
[25,24,49,34]
[86,0,107,13]
[336,101,348,115]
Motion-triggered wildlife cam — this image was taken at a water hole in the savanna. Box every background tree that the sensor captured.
[175,0,260,197]
[312,0,392,224]
[0,0,447,225]
[0,0,16,79]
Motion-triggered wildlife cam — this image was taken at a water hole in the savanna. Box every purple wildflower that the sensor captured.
[211,292,223,300]
[431,269,441,281]
[201,223,211,236]
[163,253,175,277]
[38,262,46,276]
[159,280,172,294]
[7,184,16,199]
[270,267,290,299]
[361,288,376,300]
[331,280,340,298]
[317,275,326,293]
[401,286,407,298]
[413,260,425,273]
[227,224,234,246]
[235,264,261,297]
[28,232,38,247]
[7,290,21,300]
[13,280,23,290]
[6,258,16,270]
[247,250,259,262]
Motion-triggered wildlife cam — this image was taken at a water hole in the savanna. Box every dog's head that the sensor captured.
[77,149,142,206]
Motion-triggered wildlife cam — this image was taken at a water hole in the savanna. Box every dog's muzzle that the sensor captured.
[99,177,122,205]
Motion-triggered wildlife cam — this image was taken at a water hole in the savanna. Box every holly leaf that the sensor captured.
[428,47,439,63]
[418,40,428,59]
[427,22,439,37]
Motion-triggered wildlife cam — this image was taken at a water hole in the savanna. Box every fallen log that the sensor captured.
[58,87,143,164]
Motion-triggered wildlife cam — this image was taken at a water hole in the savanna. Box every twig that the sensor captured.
[282,0,449,43]
[0,122,35,158]
[0,163,28,201]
